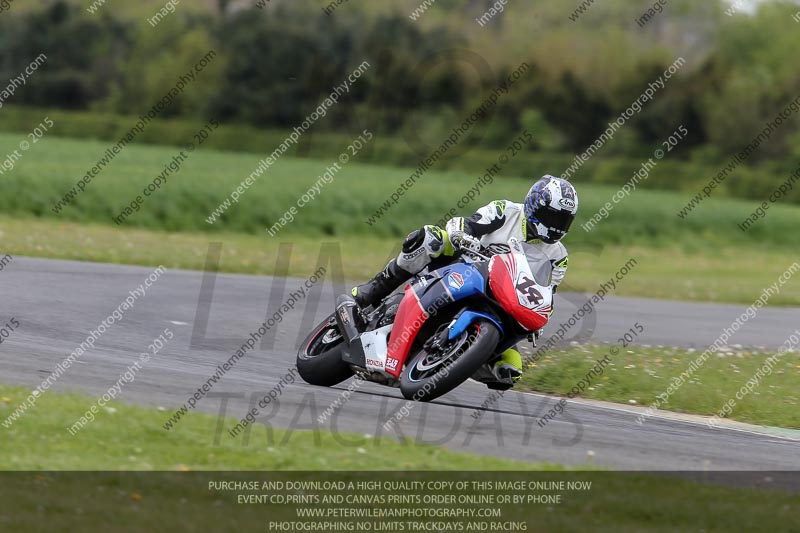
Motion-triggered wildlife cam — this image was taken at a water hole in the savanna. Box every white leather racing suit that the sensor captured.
[396,199,569,290]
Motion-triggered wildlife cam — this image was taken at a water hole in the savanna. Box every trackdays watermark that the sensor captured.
[208,386,584,449]
[707,329,800,428]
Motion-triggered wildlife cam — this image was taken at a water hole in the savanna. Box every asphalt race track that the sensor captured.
[2,257,798,478]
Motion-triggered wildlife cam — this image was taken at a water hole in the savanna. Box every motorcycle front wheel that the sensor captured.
[399,319,499,402]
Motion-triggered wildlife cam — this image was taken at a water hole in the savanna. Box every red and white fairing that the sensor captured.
[488,250,552,331]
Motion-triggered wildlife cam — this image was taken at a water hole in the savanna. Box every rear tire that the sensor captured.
[399,319,499,402]
[297,315,354,387]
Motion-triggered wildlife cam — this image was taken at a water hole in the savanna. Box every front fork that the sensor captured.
[446,308,504,341]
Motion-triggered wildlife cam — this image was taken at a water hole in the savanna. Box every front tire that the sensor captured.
[399,319,499,402]
[297,315,354,387]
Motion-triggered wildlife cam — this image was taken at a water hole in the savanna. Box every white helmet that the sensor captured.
[523,175,578,243]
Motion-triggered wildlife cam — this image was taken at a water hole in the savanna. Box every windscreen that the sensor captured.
[522,243,553,286]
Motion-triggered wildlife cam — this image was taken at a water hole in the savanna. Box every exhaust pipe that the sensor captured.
[335,295,360,344]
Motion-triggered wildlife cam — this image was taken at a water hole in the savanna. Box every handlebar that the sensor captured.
[458,247,491,263]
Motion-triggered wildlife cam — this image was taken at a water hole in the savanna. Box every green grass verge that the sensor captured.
[1,215,798,305]
[2,131,800,248]
[3,105,800,209]
[2,131,798,306]
[0,384,549,471]
[517,345,800,429]
[1,384,799,532]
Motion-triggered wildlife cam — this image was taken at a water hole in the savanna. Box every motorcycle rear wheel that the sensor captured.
[297,315,354,387]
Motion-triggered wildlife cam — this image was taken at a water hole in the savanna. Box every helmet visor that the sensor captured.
[536,206,575,234]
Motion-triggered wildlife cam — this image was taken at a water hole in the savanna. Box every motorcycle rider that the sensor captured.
[352,175,578,384]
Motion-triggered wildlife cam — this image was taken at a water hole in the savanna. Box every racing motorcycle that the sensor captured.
[297,238,554,402]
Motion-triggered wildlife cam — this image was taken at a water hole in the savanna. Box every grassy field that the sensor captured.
[0,132,799,305]
[1,384,799,532]
[2,132,800,246]
[0,383,540,471]
[518,344,800,429]
[1,215,798,305]
[4,105,799,209]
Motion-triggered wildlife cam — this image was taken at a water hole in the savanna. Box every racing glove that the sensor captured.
[449,231,481,253]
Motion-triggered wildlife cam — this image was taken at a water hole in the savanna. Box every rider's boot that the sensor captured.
[351,259,411,310]
[494,348,523,383]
